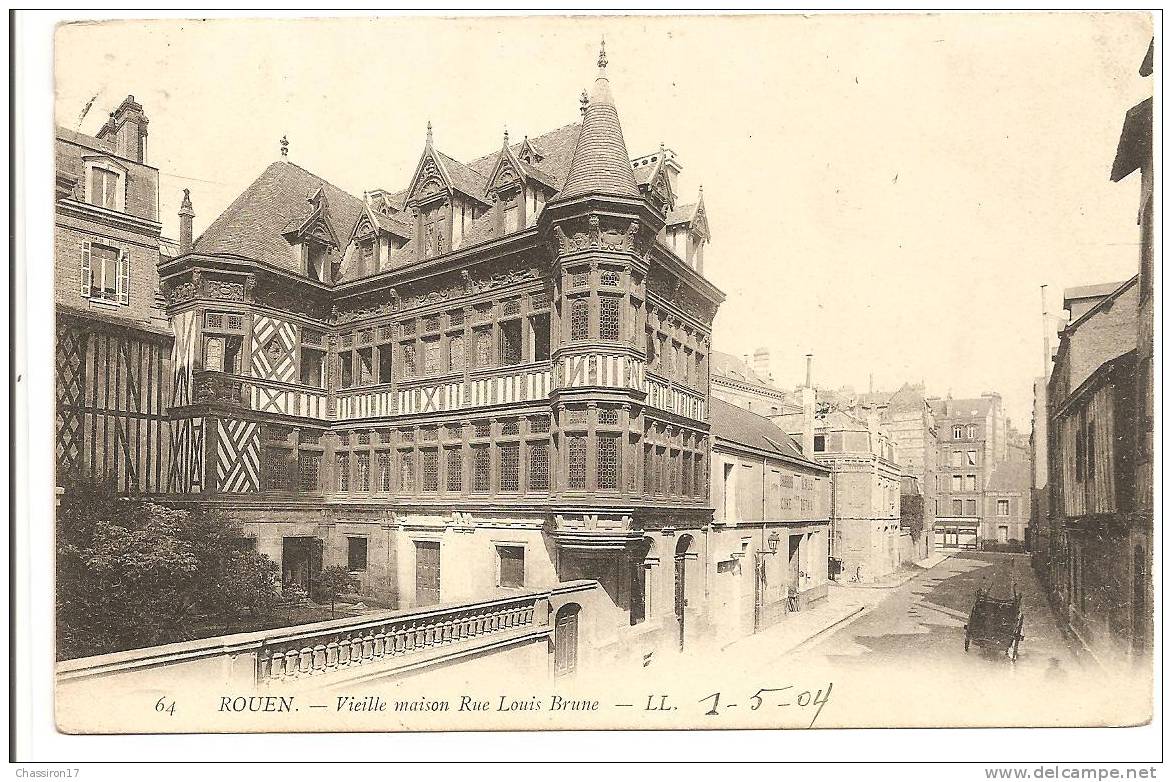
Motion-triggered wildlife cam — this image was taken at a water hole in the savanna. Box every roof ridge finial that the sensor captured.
[598,36,608,70]
[426,120,433,148]
[503,125,509,146]
[279,135,289,158]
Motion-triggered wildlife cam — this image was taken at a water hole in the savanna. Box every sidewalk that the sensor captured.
[643,552,956,679]
[834,550,953,589]
[714,592,872,668]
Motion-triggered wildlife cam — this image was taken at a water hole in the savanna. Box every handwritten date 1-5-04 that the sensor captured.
[698,683,833,727]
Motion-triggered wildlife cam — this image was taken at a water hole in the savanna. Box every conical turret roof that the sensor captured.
[553,40,641,202]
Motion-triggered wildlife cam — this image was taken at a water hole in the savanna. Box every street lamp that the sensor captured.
[766,531,781,555]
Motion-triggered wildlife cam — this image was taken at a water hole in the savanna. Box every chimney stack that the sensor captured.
[751,347,772,384]
[96,95,149,163]
[797,352,815,456]
[178,189,195,255]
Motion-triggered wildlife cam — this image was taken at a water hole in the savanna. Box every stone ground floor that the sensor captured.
[1035,516,1152,671]
[231,506,831,672]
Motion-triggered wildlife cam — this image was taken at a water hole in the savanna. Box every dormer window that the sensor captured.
[82,158,127,212]
[306,241,327,282]
[360,238,376,275]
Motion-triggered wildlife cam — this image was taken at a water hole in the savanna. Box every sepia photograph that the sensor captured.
[9,7,1162,769]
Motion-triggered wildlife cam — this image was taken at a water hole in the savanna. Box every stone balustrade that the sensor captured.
[257,592,540,683]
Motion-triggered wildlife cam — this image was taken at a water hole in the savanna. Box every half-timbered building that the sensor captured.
[156,44,723,661]
[55,95,174,494]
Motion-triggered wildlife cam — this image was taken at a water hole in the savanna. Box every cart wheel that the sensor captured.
[1008,616,1024,662]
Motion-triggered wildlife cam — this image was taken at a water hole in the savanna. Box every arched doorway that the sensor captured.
[674,535,694,651]
[630,537,656,626]
[553,603,580,678]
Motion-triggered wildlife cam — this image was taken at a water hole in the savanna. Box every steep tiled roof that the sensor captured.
[666,202,698,226]
[887,382,927,413]
[816,408,869,433]
[194,160,364,272]
[710,397,816,466]
[1064,281,1127,303]
[1111,96,1151,183]
[435,150,490,203]
[929,396,996,420]
[553,51,641,202]
[465,123,581,192]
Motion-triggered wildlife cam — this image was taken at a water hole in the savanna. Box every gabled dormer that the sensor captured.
[404,123,492,259]
[284,187,341,283]
[344,196,414,277]
[664,187,710,274]
[517,135,546,166]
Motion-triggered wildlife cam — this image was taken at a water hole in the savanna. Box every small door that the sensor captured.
[788,536,801,588]
[415,540,441,606]
[554,604,579,677]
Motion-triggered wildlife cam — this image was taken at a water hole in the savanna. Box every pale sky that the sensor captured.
[56,13,1154,426]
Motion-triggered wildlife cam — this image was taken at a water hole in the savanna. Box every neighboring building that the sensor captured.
[1036,40,1153,667]
[810,408,902,580]
[1045,276,1142,662]
[1028,374,1049,563]
[707,398,831,638]
[54,95,175,494]
[884,383,939,561]
[929,394,1008,550]
[710,348,799,417]
[154,45,732,665]
[985,455,1029,546]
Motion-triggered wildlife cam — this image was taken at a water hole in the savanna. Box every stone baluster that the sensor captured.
[283,648,298,679]
[362,630,375,659]
[338,636,352,667]
[312,643,327,673]
[326,640,339,670]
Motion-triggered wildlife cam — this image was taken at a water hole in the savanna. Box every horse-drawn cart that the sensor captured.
[963,586,1025,661]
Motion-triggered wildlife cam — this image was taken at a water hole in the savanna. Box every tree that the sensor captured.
[55,479,280,659]
[313,565,358,617]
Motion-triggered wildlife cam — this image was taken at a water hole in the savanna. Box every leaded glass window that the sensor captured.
[567,435,587,489]
[570,298,589,341]
[499,443,520,492]
[528,442,549,491]
[598,435,620,490]
[421,449,438,492]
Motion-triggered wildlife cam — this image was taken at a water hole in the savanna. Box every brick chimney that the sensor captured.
[800,353,815,457]
[751,347,772,384]
[178,189,195,255]
[97,95,149,163]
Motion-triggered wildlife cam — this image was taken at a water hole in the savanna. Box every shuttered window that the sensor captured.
[83,242,127,304]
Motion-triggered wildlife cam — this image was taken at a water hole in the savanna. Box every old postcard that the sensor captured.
[39,11,1156,743]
